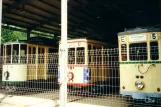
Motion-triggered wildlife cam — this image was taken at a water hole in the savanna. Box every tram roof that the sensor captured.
[59,38,116,47]
[3,36,58,47]
[67,38,107,45]
[3,40,26,45]
[118,27,161,36]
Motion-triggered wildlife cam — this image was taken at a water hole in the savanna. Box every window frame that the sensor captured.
[129,42,148,61]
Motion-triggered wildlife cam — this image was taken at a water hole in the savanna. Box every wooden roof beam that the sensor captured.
[69,0,97,20]
[3,0,27,14]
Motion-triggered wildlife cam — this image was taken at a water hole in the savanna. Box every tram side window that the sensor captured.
[150,42,159,60]
[129,43,147,60]
[38,48,44,54]
[48,48,57,53]
[93,46,96,64]
[28,47,31,64]
[88,45,92,64]
[76,47,85,64]
[96,46,102,64]
[12,44,19,63]
[121,44,127,61]
[38,48,45,64]
[28,47,36,64]
[68,48,75,64]
[32,47,36,64]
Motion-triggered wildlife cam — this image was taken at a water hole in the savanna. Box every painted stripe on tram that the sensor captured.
[120,61,161,64]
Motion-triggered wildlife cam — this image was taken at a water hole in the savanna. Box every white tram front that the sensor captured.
[118,27,161,100]
[3,41,27,84]
[58,38,113,88]
[2,37,58,86]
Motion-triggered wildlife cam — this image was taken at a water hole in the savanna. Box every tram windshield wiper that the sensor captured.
[136,48,140,60]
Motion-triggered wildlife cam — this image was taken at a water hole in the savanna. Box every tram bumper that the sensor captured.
[120,91,161,99]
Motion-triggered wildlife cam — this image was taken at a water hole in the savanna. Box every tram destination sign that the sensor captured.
[129,34,147,42]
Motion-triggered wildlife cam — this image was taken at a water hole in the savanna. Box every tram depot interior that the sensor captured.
[2,0,160,44]
[1,0,161,105]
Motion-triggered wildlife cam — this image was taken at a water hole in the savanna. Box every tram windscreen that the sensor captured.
[129,43,147,60]
[6,45,11,56]
[12,44,19,63]
[121,44,127,61]
[20,45,27,55]
[6,45,11,63]
[68,48,75,64]
[76,47,85,64]
[20,44,27,63]
[150,42,159,60]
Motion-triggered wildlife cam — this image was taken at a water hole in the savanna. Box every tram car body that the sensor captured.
[2,37,58,86]
[118,27,161,99]
[58,38,113,88]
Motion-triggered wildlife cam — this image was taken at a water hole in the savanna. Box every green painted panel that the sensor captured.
[120,61,161,64]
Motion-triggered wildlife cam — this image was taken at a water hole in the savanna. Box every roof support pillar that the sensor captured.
[160,0,161,29]
[0,0,2,56]
[59,0,68,107]
[27,29,31,40]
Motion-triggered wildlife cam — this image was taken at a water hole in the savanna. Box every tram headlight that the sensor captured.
[135,80,144,90]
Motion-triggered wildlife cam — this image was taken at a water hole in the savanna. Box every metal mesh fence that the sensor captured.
[66,48,161,107]
[0,48,161,106]
[0,53,59,100]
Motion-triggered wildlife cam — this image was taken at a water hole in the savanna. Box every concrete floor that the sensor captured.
[0,89,160,107]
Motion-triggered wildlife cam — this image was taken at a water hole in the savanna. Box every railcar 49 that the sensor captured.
[58,38,115,92]
[118,27,161,100]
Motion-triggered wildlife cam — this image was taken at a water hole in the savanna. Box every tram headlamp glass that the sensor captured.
[135,81,144,90]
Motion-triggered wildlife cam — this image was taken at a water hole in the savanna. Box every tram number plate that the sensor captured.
[150,33,158,40]
[129,34,146,42]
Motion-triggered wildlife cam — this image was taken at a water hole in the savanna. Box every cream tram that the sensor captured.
[58,38,113,89]
[2,37,58,86]
[118,27,161,100]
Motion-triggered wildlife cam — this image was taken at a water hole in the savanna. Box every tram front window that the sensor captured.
[12,44,19,63]
[150,42,159,60]
[129,43,147,60]
[121,44,127,61]
[6,45,11,63]
[68,48,75,64]
[76,47,85,64]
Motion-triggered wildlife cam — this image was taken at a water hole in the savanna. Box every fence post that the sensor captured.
[60,0,68,107]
